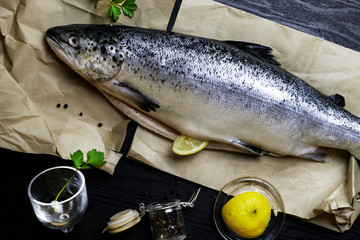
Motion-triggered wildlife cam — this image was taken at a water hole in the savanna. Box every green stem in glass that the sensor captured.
[53,163,89,212]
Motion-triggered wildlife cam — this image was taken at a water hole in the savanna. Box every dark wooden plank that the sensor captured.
[215,0,360,52]
[2,135,360,240]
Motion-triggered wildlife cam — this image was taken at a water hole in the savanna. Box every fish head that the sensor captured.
[46,24,124,83]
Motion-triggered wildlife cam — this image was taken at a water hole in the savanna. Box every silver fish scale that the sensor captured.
[46,24,360,161]
[119,28,360,141]
[119,28,331,116]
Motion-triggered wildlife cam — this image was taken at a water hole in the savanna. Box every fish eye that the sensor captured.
[119,52,124,61]
[69,36,79,47]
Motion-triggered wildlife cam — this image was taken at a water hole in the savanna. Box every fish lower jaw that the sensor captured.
[46,36,61,50]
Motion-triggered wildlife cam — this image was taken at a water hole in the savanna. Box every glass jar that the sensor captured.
[147,200,186,240]
[104,188,200,238]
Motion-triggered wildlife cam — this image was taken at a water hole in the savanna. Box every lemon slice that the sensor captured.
[172,134,209,155]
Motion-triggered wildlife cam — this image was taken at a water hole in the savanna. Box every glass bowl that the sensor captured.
[213,177,285,240]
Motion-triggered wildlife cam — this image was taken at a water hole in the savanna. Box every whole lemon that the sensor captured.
[222,191,271,238]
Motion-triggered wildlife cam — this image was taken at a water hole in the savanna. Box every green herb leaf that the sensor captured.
[54,149,105,212]
[122,0,137,18]
[70,150,84,168]
[87,149,106,166]
[122,0,137,10]
[109,5,121,21]
[122,7,133,18]
[94,0,137,20]
[94,0,99,8]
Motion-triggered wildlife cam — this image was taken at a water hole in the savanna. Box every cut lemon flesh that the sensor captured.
[172,134,209,155]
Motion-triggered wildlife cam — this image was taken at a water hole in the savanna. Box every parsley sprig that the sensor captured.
[53,149,106,211]
[94,0,137,21]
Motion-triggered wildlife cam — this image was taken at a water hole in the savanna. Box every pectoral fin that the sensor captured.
[231,140,268,156]
[299,147,329,162]
[113,82,159,112]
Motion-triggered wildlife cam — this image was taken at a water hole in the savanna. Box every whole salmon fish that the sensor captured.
[46,24,360,162]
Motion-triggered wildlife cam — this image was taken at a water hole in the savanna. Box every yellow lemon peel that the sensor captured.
[222,191,271,238]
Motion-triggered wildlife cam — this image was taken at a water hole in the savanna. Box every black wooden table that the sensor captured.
[1,0,360,239]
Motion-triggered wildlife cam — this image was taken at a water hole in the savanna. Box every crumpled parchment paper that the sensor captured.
[0,0,174,173]
[1,0,360,232]
[128,0,360,232]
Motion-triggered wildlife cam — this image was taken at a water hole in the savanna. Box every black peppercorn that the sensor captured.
[148,200,186,239]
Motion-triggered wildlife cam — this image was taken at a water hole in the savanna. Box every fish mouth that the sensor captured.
[45,35,62,50]
[45,28,63,50]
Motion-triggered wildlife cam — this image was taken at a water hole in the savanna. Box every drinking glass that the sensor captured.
[27,166,88,233]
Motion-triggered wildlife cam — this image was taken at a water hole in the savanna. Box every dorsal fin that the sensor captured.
[225,41,280,66]
[329,94,345,107]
